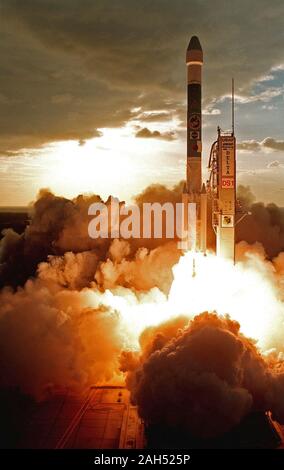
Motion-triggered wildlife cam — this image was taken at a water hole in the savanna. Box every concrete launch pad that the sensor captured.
[18,386,144,449]
[15,385,283,449]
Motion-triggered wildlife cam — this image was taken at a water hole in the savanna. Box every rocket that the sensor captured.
[186,35,203,195]
[182,35,236,262]
[182,36,207,252]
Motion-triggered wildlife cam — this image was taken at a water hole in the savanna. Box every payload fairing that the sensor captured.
[182,36,236,261]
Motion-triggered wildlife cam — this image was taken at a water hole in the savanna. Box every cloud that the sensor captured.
[135,127,176,141]
[267,160,281,168]
[0,186,182,288]
[262,104,277,110]
[123,312,284,440]
[238,137,284,152]
[237,140,261,152]
[51,93,73,104]
[233,87,284,104]
[239,167,284,206]
[236,184,284,257]
[203,107,221,116]
[0,182,283,402]
[256,74,275,83]
[135,111,172,122]
[1,0,284,152]
[262,137,284,151]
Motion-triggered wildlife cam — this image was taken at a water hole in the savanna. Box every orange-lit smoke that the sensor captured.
[122,312,284,439]
[0,185,283,416]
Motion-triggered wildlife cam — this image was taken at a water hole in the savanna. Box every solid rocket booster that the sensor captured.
[182,36,206,251]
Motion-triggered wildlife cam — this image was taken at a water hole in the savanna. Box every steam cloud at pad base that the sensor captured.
[0,185,284,447]
[121,313,284,443]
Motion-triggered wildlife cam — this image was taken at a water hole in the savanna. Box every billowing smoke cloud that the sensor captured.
[0,182,283,417]
[38,251,99,290]
[95,240,179,294]
[0,185,183,288]
[0,186,182,397]
[122,313,284,439]
[135,181,184,206]
[1,182,281,290]
[135,182,284,259]
[0,190,107,287]
[237,185,284,258]
[0,278,124,396]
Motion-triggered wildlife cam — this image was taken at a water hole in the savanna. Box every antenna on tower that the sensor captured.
[232,78,235,136]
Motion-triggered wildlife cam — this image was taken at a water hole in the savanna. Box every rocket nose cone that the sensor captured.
[186,35,203,64]
[187,35,202,51]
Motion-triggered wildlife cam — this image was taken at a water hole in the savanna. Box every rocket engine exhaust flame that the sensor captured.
[96,250,284,354]
[168,251,284,350]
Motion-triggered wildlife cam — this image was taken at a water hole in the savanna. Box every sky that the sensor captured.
[0,0,284,206]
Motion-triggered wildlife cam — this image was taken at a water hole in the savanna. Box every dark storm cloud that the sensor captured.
[0,20,134,154]
[1,0,284,153]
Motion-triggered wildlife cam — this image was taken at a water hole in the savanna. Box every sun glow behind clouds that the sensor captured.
[2,125,183,205]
